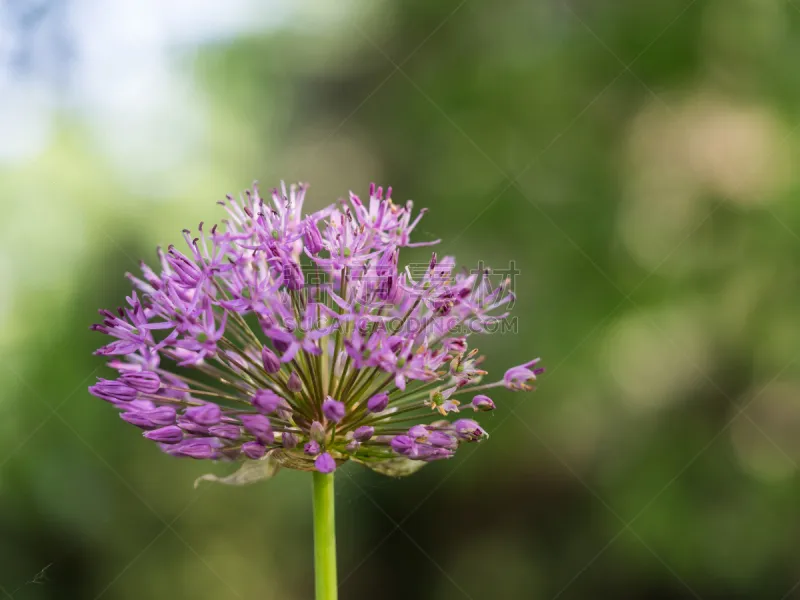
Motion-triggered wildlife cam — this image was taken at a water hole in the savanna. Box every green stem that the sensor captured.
[312,471,337,600]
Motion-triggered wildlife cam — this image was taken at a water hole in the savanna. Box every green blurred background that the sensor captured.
[2,0,800,598]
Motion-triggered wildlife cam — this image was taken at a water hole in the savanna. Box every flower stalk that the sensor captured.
[312,471,337,600]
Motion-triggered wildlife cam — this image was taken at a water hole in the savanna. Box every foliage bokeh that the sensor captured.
[2,1,800,598]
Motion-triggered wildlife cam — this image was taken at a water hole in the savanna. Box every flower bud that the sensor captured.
[240,414,274,444]
[261,347,281,373]
[185,403,222,426]
[303,218,324,254]
[284,260,304,291]
[121,406,177,429]
[252,389,281,414]
[177,417,208,434]
[375,251,398,301]
[471,395,495,412]
[276,401,294,422]
[282,431,299,449]
[148,406,177,425]
[119,371,161,394]
[428,431,457,449]
[315,452,336,473]
[353,426,374,442]
[208,424,241,440]
[120,411,155,429]
[408,425,428,440]
[304,440,321,456]
[168,439,220,459]
[422,448,454,461]
[310,420,326,443]
[287,372,303,393]
[409,444,436,460]
[367,392,389,413]
[242,441,267,460]
[390,435,414,455]
[453,419,487,442]
[322,398,345,423]
[89,379,137,402]
[144,425,183,444]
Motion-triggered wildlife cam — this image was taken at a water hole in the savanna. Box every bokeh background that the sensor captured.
[2,0,800,598]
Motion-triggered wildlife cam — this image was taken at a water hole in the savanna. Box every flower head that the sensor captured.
[90,182,541,476]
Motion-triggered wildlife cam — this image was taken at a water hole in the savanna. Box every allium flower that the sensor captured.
[89,182,542,479]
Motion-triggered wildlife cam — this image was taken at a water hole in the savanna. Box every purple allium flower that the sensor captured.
[315,452,336,474]
[504,358,544,391]
[322,397,345,423]
[428,386,461,415]
[471,395,496,412]
[89,181,541,475]
[252,389,281,414]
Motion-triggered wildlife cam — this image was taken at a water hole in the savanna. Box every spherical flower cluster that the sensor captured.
[90,183,542,476]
